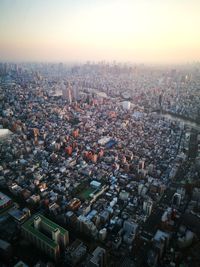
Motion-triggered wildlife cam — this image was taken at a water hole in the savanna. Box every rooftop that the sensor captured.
[14,261,29,267]
[0,191,11,208]
[22,214,68,249]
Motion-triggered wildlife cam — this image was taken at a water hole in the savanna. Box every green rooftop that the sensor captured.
[22,214,68,249]
[37,214,67,235]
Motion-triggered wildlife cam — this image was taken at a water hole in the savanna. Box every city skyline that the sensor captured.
[0,0,200,63]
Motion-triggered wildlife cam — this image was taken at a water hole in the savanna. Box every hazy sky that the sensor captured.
[0,0,200,63]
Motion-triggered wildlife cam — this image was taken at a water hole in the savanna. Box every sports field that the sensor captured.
[78,187,95,200]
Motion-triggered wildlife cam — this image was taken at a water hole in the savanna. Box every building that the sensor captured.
[65,239,87,266]
[86,246,106,267]
[62,82,72,103]
[119,190,129,201]
[172,192,181,207]
[99,228,107,241]
[22,214,69,260]
[8,207,30,224]
[153,230,170,259]
[0,129,13,140]
[68,198,81,211]
[90,180,101,189]
[77,215,98,237]
[192,187,200,201]
[138,159,145,172]
[122,101,131,110]
[66,211,77,226]
[123,220,138,234]
[143,199,153,216]
[123,220,138,244]
[0,239,12,263]
[0,191,12,211]
[14,261,29,267]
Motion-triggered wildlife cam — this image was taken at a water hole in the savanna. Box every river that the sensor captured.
[156,111,200,131]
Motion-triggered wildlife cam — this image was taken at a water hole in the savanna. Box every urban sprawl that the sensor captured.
[0,62,200,267]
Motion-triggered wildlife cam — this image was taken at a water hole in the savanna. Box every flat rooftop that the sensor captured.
[0,191,11,207]
[0,129,12,140]
[22,214,68,249]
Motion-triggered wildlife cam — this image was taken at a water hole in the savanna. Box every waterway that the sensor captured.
[156,111,200,131]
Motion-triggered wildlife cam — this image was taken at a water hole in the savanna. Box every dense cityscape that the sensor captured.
[0,62,200,267]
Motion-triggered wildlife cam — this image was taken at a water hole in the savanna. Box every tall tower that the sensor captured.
[62,81,72,104]
[67,82,72,104]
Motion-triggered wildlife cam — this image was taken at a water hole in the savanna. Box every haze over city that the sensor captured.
[0,0,200,64]
[1,1,200,267]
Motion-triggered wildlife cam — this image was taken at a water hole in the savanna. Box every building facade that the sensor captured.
[22,214,69,260]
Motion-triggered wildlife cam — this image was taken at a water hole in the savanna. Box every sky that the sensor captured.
[0,0,200,64]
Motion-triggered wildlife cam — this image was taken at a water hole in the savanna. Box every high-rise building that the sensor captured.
[22,214,69,260]
[72,85,80,101]
[86,246,107,267]
[143,199,153,216]
[123,220,138,245]
[138,159,145,173]
[99,228,107,242]
[65,239,87,266]
[172,192,181,207]
[62,82,72,103]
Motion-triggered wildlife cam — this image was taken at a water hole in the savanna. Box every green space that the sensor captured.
[78,187,95,200]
